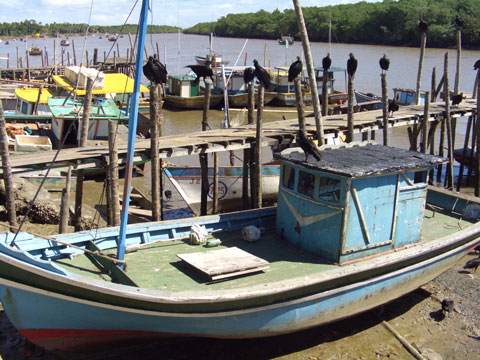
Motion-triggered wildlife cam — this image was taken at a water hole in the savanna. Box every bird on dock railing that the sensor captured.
[347,53,357,77]
[451,92,465,107]
[143,56,167,85]
[418,18,428,33]
[388,99,399,117]
[379,54,390,74]
[474,59,480,70]
[243,67,255,84]
[253,59,271,89]
[296,130,322,161]
[322,53,331,72]
[288,56,302,82]
[463,257,480,273]
[455,15,464,29]
[186,61,213,84]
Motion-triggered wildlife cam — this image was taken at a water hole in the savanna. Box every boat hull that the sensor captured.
[228,92,277,108]
[0,235,475,352]
[164,94,223,109]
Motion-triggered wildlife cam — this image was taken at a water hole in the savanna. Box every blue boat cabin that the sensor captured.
[276,142,446,264]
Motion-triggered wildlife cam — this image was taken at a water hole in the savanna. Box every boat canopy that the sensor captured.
[52,73,149,95]
[14,87,54,104]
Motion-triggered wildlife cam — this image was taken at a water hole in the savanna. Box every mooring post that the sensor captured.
[41,50,44,67]
[457,115,473,191]
[243,82,255,209]
[26,51,31,82]
[213,153,219,214]
[150,83,162,221]
[93,48,98,65]
[200,80,211,215]
[293,0,324,143]
[86,51,89,66]
[415,30,426,105]
[294,77,306,132]
[421,91,430,154]
[474,68,480,99]
[59,165,72,233]
[476,76,480,196]
[72,39,77,66]
[443,53,454,190]
[454,28,461,96]
[381,73,389,145]
[322,70,328,116]
[0,100,17,232]
[428,120,438,184]
[430,67,436,102]
[108,119,120,226]
[254,85,265,209]
[53,39,57,75]
[347,73,355,143]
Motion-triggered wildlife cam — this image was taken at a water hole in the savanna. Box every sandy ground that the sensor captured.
[0,219,478,360]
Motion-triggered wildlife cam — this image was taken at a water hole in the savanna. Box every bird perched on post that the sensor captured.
[474,59,480,70]
[288,56,302,82]
[347,53,357,77]
[388,99,399,117]
[455,15,464,29]
[322,53,331,72]
[243,67,255,84]
[451,92,465,107]
[185,61,213,84]
[143,56,167,85]
[253,59,270,88]
[418,18,428,33]
[463,257,480,273]
[296,130,322,161]
[379,54,390,74]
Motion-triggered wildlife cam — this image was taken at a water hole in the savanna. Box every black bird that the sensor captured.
[451,92,465,107]
[322,53,332,72]
[164,190,172,200]
[418,18,428,33]
[296,130,322,161]
[143,56,167,85]
[243,67,255,84]
[253,59,270,88]
[474,244,480,254]
[388,99,399,117]
[347,53,357,77]
[185,62,213,84]
[441,299,454,314]
[455,15,464,29]
[379,54,390,73]
[288,56,302,82]
[463,258,480,273]
[474,59,480,70]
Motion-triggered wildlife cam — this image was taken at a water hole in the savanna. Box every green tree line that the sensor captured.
[185,0,480,49]
[0,20,179,37]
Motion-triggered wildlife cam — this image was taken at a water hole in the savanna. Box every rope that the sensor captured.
[1,223,126,265]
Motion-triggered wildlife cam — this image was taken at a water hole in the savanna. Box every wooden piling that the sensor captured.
[243,82,255,209]
[254,85,264,209]
[381,73,389,145]
[72,39,77,66]
[86,51,89,66]
[59,165,72,233]
[292,0,324,143]
[430,67,436,102]
[443,53,454,190]
[294,77,306,132]
[421,91,430,154]
[108,119,120,226]
[454,29,461,96]
[415,31,426,105]
[150,83,162,221]
[41,50,44,67]
[93,48,98,65]
[347,73,354,143]
[457,115,473,191]
[16,47,19,68]
[322,70,328,116]
[200,80,211,215]
[26,51,31,82]
[0,100,17,231]
[476,74,480,196]
[213,153,219,214]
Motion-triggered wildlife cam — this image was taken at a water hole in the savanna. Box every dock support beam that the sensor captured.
[253,85,264,209]
[150,83,163,221]
[200,80,211,216]
[381,73,389,145]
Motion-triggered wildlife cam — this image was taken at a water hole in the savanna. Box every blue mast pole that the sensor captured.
[117,0,149,267]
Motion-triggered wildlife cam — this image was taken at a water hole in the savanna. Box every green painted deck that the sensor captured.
[48,97,125,120]
[54,207,473,292]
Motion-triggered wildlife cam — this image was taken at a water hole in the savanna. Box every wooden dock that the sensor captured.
[5,98,477,172]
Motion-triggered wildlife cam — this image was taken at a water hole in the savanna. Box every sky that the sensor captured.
[0,0,377,29]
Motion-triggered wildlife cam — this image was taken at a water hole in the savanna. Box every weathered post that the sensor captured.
[415,29,427,105]
[476,74,480,196]
[150,83,163,221]
[322,69,328,116]
[381,73,389,145]
[93,48,98,65]
[0,100,17,231]
[294,77,306,132]
[254,85,264,209]
[244,81,255,209]
[53,39,57,75]
[347,72,355,143]
[454,27,461,96]
[72,39,77,66]
[292,0,324,143]
[108,119,120,226]
[457,115,473,191]
[26,51,31,82]
[59,165,72,233]
[431,67,436,102]
[443,53,454,190]
[200,80,211,215]
[421,91,430,154]
[212,153,219,214]
[41,50,44,67]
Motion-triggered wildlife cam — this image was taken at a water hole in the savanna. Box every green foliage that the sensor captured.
[0,20,180,37]
[184,0,480,48]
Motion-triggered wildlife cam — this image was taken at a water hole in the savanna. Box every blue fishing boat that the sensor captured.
[393,88,426,105]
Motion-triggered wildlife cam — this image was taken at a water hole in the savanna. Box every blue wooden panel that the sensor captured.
[394,187,426,247]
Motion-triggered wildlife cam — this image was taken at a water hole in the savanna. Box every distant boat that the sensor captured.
[27,47,42,56]
[60,39,70,46]
[314,65,348,105]
[393,88,426,105]
[278,35,294,46]
[165,74,223,109]
[354,90,383,110]
[108,34,117,41]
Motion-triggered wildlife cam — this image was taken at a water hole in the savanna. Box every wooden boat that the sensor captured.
[354,90,383,110]
[1,142,479,353]
[314,66,348,105]
[393,88,426,105]
[165,74,223,109]
[278,35,294,46]
[60,39,70,46]
[164,161,280,214]
[453,148,477,169]
[14,87,56,116]
[271,67,312,106]
[27,47,42,56]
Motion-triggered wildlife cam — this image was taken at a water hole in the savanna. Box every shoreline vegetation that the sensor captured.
[0,0,479,49]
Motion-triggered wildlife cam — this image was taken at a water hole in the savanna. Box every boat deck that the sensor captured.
[53,206,473,292]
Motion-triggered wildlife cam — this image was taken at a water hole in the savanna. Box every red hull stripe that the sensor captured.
[19,329,169,351]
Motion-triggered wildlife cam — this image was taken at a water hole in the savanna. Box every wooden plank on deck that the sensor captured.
[177,247,270,281]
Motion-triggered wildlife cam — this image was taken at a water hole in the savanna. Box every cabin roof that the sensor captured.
[313,66,347,73]
[15,87,54,104]
[279,142,446,178]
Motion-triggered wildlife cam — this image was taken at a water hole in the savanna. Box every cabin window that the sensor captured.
[21,101,29,115]
[414,171,426,184]
[282,165,295,190]
[298,171,315,198]
[318,176,341,203]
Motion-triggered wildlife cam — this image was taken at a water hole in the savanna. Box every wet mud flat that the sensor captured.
[0,244,478,360]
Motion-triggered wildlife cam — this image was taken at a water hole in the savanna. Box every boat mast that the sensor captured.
[116,0,149,266]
